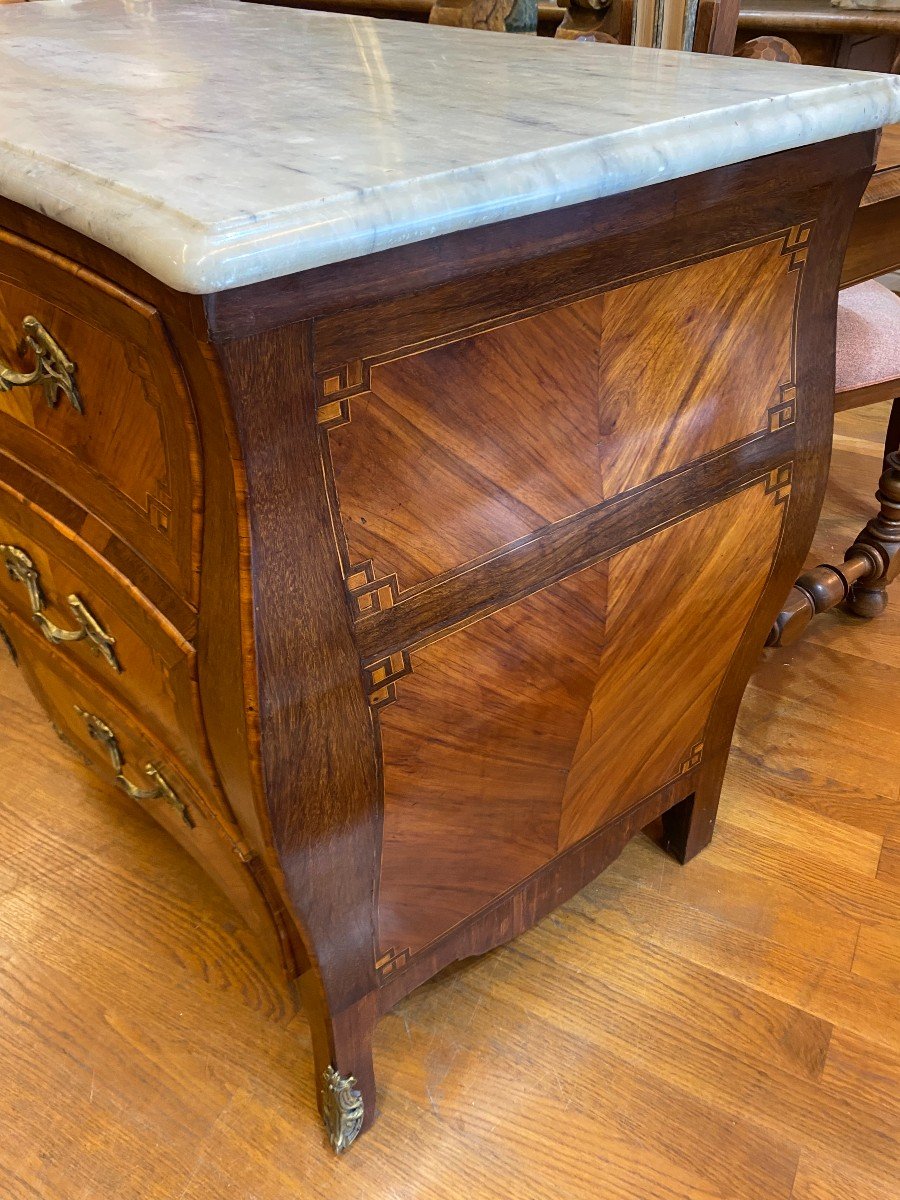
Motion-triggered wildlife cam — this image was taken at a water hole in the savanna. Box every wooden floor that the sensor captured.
[1,404,898,1200]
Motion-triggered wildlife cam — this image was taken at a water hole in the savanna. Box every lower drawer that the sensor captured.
[0,482,213,796]
[0,609,298,975]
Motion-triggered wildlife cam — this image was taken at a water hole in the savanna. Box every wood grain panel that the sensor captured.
[558,479,787,848]
[375,563,609,960]
[323,235,800,598]
[377,477,786,960]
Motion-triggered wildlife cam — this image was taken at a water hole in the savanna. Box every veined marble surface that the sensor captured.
[0,0,898,293]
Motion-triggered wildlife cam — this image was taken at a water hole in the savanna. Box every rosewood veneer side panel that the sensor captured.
[557,479,787,849]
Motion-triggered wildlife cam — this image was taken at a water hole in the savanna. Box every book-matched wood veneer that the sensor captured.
[0,131,876,1150]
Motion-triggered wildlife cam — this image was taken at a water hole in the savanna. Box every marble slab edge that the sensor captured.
[1,79,898,295]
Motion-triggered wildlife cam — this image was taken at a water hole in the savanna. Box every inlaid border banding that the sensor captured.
[355,425,796,673]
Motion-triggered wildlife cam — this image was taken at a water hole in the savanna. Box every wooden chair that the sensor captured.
[768,280,900,647]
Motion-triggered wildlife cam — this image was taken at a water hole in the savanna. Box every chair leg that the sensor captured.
[845,447,900,617]
[768,431,900,647]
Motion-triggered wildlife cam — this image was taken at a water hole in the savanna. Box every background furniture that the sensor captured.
[258,0,899,56]
[736,0,900,68]
[769,283,900,644]
[768,129,900,647]
[843,123,900,286]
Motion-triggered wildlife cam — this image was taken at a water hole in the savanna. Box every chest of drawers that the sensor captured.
[0,132,874,1149]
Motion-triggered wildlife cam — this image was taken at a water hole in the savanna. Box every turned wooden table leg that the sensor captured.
[884,397,900,466]
[845,448,900,617]
[768,448,900,645]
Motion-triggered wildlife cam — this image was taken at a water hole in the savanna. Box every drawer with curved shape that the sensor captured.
[0,480,213,801]
[0,230,201,607]
[0,611,291,973]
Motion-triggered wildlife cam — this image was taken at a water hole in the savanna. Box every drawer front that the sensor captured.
[0,231,200,605]
[0,482,211,795]
[0,612,286,963]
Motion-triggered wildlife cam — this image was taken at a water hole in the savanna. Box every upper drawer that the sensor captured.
[0,229,201,606]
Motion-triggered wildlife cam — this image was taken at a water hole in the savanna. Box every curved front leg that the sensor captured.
[216,321,382,1152]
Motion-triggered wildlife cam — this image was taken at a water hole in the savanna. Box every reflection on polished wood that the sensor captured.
[0,401,897,1196]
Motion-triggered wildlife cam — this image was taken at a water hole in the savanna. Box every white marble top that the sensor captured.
[1,0,898,293]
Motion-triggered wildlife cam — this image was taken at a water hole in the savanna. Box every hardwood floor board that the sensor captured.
[379,958,801,1200]
[820,1027,900,1117]
[753,639,900,740]
[0,954,224,1200]
[0,876,291,1025]
[851,920,900,988]
[697,822,900,930]
[0,793,290,1023]
[508,914,837,1084]
[804,609,900,669]
[579,861,900,1051]
[791,1148,900,1200]
[715,786,883,878]
[174,1066,755,1200]
[877,836,900,885]
[606,833,862,970]
[0,402,898,1195]
[484,934,900,1181]
[727,689,900,838]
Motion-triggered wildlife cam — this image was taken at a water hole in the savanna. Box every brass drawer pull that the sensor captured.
[0,316,82,413]
[75,706,194,828]
[0,544,120,673]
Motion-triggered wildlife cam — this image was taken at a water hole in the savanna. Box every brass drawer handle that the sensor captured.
[75,706,194,828]
[0,316,82,413]
[0,544,120,673]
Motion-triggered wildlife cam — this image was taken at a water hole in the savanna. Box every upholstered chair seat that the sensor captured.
[835,279,900,399]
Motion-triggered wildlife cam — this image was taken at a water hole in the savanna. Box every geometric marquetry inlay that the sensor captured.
[319,231,807,622]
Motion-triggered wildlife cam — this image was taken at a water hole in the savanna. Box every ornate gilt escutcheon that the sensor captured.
[74,706,194,827]
[321,1066,364,1153]
[0,316,83,413]
[0,544,121,673]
